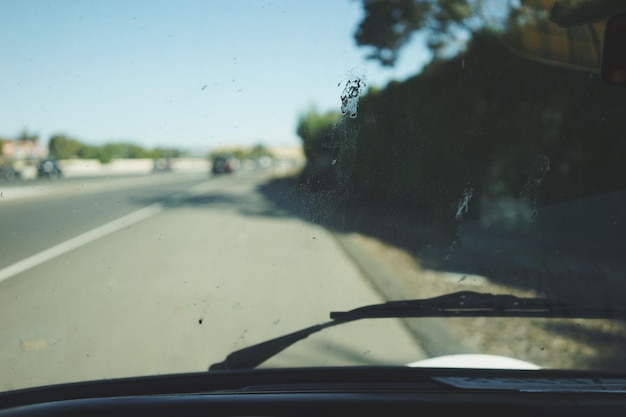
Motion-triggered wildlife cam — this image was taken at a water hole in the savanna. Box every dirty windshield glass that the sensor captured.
[1,0,625,392]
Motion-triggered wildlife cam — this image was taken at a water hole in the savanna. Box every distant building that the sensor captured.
[1,140,47,160]
[270,145,305,162]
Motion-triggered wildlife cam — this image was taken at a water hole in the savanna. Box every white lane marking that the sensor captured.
[0,204,163,283]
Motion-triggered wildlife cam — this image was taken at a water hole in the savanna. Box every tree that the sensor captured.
[354,0,516,66]
[48,134,82,159]
[249,144,273,159]
[296,107,342,160]
[150,148,184,159]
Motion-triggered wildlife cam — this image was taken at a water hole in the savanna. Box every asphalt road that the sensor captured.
[0,171,426,392]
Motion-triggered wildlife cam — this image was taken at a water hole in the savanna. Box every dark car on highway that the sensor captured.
[37,158,63,179]
[211,155,234,174]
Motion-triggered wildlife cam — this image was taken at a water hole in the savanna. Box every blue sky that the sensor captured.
[1,0,430,152]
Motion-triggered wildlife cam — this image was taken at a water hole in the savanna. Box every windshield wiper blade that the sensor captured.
[330,291,623,320]
[208,291,626,371]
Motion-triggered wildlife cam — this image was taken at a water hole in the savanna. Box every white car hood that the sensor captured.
[407,354,541,370]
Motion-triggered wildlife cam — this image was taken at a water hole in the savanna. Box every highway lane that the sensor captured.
[0,173,209,270]
[0,170,426,392]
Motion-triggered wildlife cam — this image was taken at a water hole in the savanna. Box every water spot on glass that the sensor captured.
[445,240,457,260]
[520,154,550,221]
[455,187,474,221]
[339,74,366,118]
[446,187,473,260]
[235,329,248,347]
[273,319,280,325]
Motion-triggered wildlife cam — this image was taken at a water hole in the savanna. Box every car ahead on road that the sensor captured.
[1,1,626,417]
[36,158,63,179]
[211,155,236,174]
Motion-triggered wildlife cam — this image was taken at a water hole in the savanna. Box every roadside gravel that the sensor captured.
[344,232,626,371]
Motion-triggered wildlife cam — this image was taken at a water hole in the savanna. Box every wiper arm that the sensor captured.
[209,291,626,371]
[209,322,335,371]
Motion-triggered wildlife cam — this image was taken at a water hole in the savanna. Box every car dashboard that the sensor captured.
[1,367,625,417]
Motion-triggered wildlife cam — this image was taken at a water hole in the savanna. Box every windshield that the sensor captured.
[2,0,626,392]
